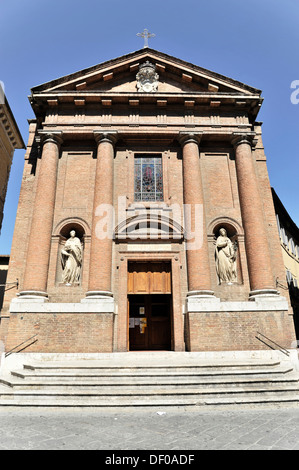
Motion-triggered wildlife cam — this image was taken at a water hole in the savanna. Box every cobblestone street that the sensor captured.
[0,406,299,450]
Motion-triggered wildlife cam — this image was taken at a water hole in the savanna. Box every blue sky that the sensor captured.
[0,0,298,254]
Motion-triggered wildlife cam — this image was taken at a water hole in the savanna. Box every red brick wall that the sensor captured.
[186,310,296,351]
[5,313,114,353]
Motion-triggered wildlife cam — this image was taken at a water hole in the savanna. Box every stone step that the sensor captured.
[22,360,282,371]
[0,393,299,408]
[2,375,298,390]
[0,384,299,397]
[1,354,298,408]
[0,383,299,397]
[12,366,293,379]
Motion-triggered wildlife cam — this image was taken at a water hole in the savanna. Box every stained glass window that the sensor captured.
[134,155,163,201]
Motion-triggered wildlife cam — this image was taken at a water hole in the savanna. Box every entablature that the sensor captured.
[31,91,262,110]
[35,127,257,148]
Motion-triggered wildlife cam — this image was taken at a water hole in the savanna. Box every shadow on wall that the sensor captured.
[0,255,9,310]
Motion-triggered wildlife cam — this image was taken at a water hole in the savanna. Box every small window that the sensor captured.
[134,154,163,202]
[282,228,288,247]
[286,270,293,285]
[290,238,296,256]
[276,214,281,234]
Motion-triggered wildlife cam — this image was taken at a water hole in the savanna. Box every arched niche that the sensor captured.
[54,217,90,240]
[208,217,244,285]
[53,218,90,285]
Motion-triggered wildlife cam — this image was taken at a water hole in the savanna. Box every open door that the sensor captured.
[128,294,171,350]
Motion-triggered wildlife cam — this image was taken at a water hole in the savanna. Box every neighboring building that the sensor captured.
[0,87,25,232]
[272,188,299,340]
[0,48,296,355]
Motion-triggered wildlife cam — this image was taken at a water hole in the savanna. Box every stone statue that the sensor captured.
[215,228,238,284]
[61,230,82,285]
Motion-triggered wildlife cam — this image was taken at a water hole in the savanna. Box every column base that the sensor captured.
[249,289,281,301]
[14,291,49,303]
[82,291,113,301]
[186,290,219,311]
[187,290,216,298]
[81,291,115,311]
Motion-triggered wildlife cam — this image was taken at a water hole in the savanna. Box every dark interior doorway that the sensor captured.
[128,294,171,350]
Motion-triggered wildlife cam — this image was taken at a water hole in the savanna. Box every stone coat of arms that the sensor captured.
[136,61,159,93]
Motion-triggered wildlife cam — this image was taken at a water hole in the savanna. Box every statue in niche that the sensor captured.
[61,230,82,285]
[214,228,238,284]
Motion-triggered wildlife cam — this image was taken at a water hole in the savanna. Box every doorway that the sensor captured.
[127,260,172,351]
[128,294,171,350]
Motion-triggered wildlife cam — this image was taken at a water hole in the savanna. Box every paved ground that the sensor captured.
[0,405,299,450]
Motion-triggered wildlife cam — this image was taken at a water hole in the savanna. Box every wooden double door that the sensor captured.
[128,294,171,351]
[127,261,172,351]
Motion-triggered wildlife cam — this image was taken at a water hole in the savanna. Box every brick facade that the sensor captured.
[0,49,296,354]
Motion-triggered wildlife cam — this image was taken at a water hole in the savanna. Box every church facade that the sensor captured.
[0,48,296,354]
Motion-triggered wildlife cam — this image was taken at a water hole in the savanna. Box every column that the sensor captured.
[20,132,62,300]
[232,133,278,298]
[179,133,214,299]
[85,132,117,299]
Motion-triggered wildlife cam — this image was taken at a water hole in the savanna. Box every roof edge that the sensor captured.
[1,96,25,149]
[31,48,262,96]
[272,188,299,241]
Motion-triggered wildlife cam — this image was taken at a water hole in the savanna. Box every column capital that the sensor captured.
[231,132,257,149]
[94,131,118,146]
[178,131,203,147]
[38,131,63,147]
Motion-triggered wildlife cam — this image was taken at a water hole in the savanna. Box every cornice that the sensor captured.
[31,91,262,101]
[30,91,262,124]
[0,102,25,150]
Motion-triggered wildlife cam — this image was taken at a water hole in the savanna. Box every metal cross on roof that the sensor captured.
[137,28,155,48]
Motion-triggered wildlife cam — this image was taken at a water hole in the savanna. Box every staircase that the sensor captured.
[0,352,299,408]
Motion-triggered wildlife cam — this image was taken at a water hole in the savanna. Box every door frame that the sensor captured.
[115,251,185,352]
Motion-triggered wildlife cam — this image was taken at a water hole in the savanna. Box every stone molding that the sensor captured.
[178,131,203,146]
[10,299,115,313]
[93,130,118,146]
[186,296,289,312]
[53,217,91,238]
[231,131,257,149]
[207,216,244,237]
[38,130,63,147]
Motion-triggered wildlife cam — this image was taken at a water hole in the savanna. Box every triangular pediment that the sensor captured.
[78,73,209,94]
[31,48,261,97]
